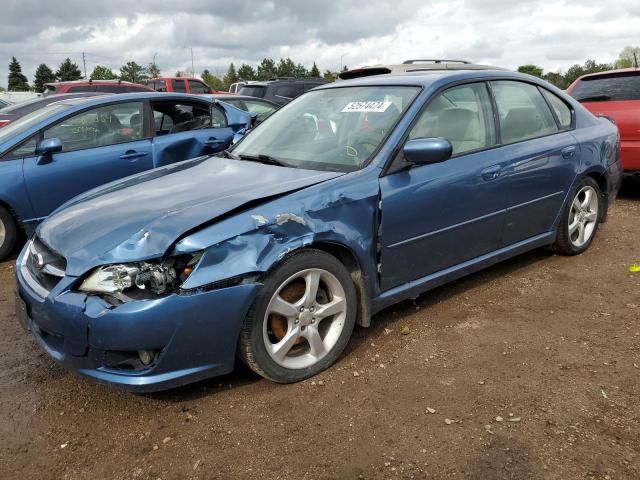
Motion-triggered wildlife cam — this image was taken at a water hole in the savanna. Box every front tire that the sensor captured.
[552,177,602,256]
[238,249,357,383]
[0,206,18,262]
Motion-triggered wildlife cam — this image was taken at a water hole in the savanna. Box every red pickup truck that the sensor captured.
[145,77,217,94]
[567,68,640,177]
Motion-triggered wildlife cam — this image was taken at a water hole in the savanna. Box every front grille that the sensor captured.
[23,237,67,294]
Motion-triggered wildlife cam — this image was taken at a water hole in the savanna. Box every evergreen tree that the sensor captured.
[237,64,256,81]
[223,63,239,89]
[8,57,30,91]
[56,58,82,81]
[202,69,226,91]
[310,62,320,78]
[119,61,147,83]
[276,58,297,77]
[517,64,544,78]
[257,58,277,80]
[33,63,56,93]
[90,65,118,80]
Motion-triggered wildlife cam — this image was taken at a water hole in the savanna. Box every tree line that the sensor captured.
[5,56,328,93]
[5,46,639,94]
[517,46,639,88]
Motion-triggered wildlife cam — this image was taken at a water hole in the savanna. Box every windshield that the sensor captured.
[571,72,640,101]
[0,103,72,145]
[232,86,420,172]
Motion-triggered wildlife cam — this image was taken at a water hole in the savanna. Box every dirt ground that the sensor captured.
[1,183,638,480]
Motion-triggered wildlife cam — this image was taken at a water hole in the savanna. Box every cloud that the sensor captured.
[0,0,638,84]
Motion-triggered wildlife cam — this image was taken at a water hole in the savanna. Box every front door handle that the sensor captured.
[561,145,577,158]
[480,165,502,181]
[120,151,149,160]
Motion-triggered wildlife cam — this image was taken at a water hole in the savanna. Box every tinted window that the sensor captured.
[156,80,167,92]
[188,80,210,94]
[491,81,558,144]
[541,89,572,129]
[151,101,222,135]
[172,79,187,93]
[273,84,304,99]
[410,82,496,155]
[239,86,266,98]
[44,102,144,152]
[571,72,640,101]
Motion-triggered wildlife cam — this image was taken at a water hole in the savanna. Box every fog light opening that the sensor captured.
[138,349,156,366]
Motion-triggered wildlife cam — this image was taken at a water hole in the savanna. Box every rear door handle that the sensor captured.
[561,145,576,158]
[120,151,149,160]
[480,165,502,181]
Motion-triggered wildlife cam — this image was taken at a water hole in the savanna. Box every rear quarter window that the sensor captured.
[239,86,266,98]
[571,73,640,101]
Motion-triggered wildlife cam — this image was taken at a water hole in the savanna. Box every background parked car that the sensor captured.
[145,77,220,94]
[0,93,110,128]
[338,59,507,80]
[44,80,154,95]
[567,68,640,178]
[211,94,280,123]
[0,98,12,109]
[238,78,327,106]
[0,92,252,260]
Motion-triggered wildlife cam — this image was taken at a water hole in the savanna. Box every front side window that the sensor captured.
[244,100,278,122]
[491,81,558,144]
[409,82,496,155]
[152,102,220,135]
[0,103,73,150]
[541,89,572,129]
[172,79,187,93]
[2,135,38,160]
[44,102,144,152]
[233,86,420,172]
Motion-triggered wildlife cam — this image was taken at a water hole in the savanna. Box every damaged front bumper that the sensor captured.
[15,247,261,392]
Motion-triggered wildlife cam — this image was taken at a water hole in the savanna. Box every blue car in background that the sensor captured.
[16,70,622,391]
[0,93,252,260]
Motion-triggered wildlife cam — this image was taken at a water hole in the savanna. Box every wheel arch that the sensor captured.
[274,241,373,328]
[582,169,609,221]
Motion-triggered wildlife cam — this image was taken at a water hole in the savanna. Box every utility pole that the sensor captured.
[190,48,195,78]
[82,52,87,79]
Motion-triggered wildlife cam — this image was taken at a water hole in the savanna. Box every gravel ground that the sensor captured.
[0,184,638,480]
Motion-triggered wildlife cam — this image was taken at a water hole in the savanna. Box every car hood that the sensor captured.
[38,156,343,276]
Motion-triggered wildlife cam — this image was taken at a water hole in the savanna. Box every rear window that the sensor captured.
[571,72,640,101]
[238,86,266,98]
[172,79,187,93]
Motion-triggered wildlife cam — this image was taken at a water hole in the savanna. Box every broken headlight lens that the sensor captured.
[79,253,201,298]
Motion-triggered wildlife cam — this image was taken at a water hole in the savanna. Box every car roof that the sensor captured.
[47,92,218,108]
[150,76,206,81]
[338,61,508,80]
[242,79,327,86]
[45,80,143,86]
[210,94,280,105]
[575,67,640,81]
[315,69,552,91]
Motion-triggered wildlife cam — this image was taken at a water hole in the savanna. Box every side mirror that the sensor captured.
[36,137,63,156]
[403,138,452,165]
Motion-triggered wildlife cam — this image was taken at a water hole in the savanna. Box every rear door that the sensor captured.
[489,80,577,246]
[150,99,235,167]
[23,101,153,219]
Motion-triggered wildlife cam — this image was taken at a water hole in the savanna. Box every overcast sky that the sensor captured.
[1,0,639,85]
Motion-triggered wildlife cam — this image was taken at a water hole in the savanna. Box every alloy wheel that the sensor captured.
[568,185,599,248]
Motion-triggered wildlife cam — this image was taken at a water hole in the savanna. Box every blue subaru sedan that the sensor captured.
[16,70,622,391]
[0,93,252,260]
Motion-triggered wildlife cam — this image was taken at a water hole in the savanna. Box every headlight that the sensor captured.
[79,253,201,299]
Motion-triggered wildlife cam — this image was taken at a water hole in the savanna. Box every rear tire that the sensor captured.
[552,177,602,256]
[0,206,17,262]
[238,249,357,383]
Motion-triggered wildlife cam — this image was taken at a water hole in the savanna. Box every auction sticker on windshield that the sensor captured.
[341,101,392,113]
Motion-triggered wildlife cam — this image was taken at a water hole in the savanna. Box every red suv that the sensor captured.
[44,80,154,95]
[145,77,218,94]
[567,68,640,176]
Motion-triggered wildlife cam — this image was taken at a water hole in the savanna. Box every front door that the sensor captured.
[23,101,153,219]
[379,82,505,290]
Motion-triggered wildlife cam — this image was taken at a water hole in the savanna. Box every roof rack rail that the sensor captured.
[402,59,471,65]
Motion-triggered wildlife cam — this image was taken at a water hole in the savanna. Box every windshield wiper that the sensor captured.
[238,153,289,167]
[576,95,611,102]
[219,149,239,159]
